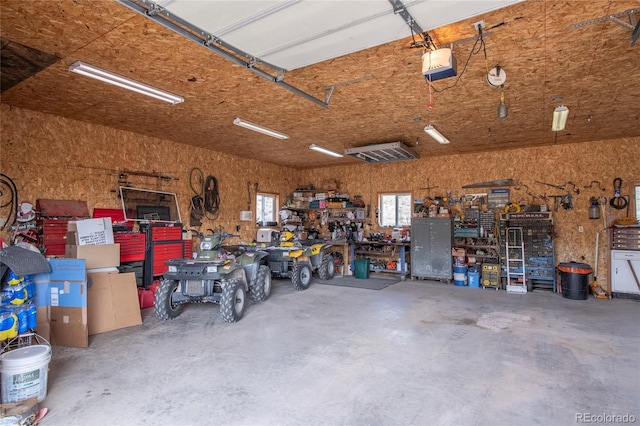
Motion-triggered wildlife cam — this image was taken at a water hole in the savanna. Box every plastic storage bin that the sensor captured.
[354,259,370,279]
[557,262,592,300]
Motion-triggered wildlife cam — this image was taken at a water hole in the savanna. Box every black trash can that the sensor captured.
[557,262,593,300]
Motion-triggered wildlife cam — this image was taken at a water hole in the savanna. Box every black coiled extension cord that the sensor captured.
[0,173,18,232]
[203,175,220,219]
[189,168,220,225]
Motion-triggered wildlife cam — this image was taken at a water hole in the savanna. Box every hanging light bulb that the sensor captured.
[498,87,508,119]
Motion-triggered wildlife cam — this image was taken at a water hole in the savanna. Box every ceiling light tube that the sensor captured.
[233,118,289,139]
[68,61,184,104]
[424,125,450,144]
[309,144,343,158]
[552,105,569,131]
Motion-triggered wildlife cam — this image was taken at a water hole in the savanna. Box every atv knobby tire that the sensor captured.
[291,261,313,290]
[154,279,183,320]
[318,253,336,281]
[250,265,272,302]
[220,278,247,323]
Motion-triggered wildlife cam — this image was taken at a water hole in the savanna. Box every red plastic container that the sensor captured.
[138,288,154,309]
[148,280,160,295]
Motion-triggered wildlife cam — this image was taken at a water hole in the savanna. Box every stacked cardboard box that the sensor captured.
[33,260,142,347]
[32,217,143,347]
[65,218,120,270]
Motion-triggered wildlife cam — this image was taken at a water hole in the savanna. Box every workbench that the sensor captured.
[349,241,410,280]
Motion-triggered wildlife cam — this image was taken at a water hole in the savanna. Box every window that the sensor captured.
[634,180,640,219]
[256,193,278,225]
[379,193,412,227]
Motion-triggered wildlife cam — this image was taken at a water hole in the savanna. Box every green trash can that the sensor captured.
[355,259,370,279]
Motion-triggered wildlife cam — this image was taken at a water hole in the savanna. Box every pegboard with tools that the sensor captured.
[498,212,555,292]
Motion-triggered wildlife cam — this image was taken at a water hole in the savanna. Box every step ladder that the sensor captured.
[505,227,527,293]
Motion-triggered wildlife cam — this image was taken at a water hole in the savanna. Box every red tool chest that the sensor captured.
[142,223,184,286]
[36,199,90,256]
[114,232,146,263]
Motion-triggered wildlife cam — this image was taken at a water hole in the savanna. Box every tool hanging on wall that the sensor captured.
[565,181,580,195]
[247,182,252,209]
[504,202,521,213]
[535,180,579,194]
[561,194,573,210]
[609,177,628,210]
[584,181,606,191]
[420,179,439,202]
[515,183,542,202]
[462,178,513,188]
[589,197,600,219]
[113,169,179,182]
[548,194,573,211]
[537,181,564,191]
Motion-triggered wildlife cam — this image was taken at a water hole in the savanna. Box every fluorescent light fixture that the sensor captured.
[552,105,569,131]
[424,125,450,144]
[233,118,289,139]
[309,144,343,158]
[68,61,184,104]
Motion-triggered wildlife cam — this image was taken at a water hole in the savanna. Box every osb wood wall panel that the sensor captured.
[1,104,638,291]
[298,139,640,290]
[0,104,295,246]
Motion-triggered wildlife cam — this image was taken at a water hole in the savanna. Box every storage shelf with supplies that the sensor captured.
[349,241,410,280]
[498,212,555,292]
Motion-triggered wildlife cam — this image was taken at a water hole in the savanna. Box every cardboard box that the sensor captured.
[452,247,466,257]
[32,259,88,348]
[49,306,88,348]
[87,272,142,335]
[65,243,120,269]
[67,217,114,245]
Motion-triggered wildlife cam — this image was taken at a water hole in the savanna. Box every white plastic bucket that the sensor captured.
[0,344,52,403]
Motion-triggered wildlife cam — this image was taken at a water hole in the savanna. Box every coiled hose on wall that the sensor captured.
[189,168,220,226]
[0,173,18,232]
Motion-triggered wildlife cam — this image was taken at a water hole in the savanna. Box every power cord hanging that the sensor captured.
[203,175,220,220]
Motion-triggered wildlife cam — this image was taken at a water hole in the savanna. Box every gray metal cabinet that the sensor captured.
[410,217,453,281]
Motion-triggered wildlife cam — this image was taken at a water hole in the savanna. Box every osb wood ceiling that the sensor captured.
[1,0,639,170]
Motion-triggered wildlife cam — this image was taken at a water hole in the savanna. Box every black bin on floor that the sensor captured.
[557,262,593,300]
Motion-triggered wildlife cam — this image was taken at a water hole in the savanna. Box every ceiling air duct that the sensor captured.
[344,142,419,164]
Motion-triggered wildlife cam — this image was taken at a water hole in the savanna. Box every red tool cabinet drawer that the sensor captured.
[152,242,184,275]
[39,219,69,242]
[151,226,182,241]
[114,233,146,262]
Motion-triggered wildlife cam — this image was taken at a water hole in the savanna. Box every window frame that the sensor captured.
[256,192,279,225]
[632,179,640,219]
[378,192,412,227]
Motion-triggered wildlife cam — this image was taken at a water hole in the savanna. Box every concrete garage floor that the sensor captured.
[41,276,639,426]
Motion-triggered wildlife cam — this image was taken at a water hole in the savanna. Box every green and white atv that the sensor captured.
[261,230,335,290]
[155,230,271,323]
